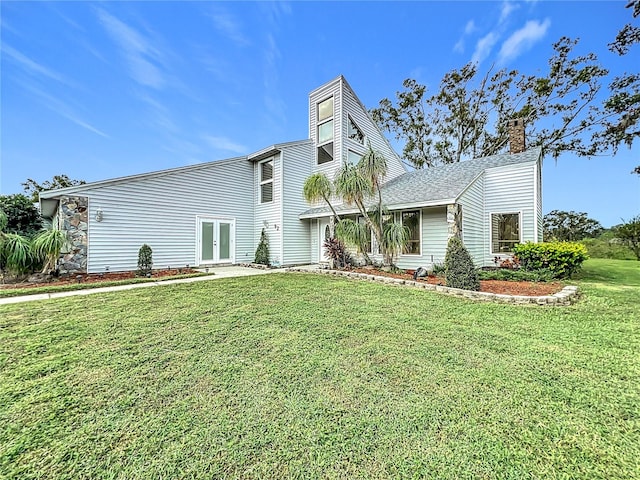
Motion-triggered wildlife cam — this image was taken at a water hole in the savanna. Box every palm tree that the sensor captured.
[306,145,409,267]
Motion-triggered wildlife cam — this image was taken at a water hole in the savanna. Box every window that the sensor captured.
[317,97,334,164]
[491,213,520,253]
[348,116,364,144]
[402,210,421,254]
[260,159,273,203]
[347,150,362,165]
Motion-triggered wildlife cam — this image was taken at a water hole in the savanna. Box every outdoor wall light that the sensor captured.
[95,208,104,222]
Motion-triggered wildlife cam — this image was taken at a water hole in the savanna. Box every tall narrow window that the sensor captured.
[348,116,364,144]
[317,97,334,164]
[491,213,520,253]
[260,159,273,203]
[402,210,421,254]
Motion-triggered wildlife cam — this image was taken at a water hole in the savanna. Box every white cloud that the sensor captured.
[453,38,465,53]
[97,9,165,89]
[498,18,551,63]
[499,1,518,24]
[202,135,247,154]
[464,20,477,35]
[471,32,499,65]
[2,44,71,86]
[209,10,250,46]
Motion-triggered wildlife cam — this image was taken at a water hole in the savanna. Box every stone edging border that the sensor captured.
[285,268,579,306]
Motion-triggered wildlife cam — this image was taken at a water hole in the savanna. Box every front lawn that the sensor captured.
[1,259,638,479]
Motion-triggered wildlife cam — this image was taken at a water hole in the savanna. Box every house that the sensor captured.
[39,75,543,274]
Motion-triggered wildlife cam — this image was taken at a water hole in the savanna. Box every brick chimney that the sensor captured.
[508,118,526,154]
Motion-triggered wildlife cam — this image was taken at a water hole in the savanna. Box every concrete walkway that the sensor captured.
[0,266,282,305]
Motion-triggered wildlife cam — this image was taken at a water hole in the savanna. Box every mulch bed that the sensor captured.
[0,269,198,290]
[352,268,563,297]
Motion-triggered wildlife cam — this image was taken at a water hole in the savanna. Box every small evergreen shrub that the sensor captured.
[513,242,588,279]
[137,244,153,277]
[478,268,554,282]
[444,236,480,291]
[323,237,353,269]
[255,229,270,265]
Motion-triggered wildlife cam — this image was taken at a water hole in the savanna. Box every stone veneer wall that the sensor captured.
[58,196,89,274]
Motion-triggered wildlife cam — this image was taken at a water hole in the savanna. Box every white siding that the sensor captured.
[459,174,485,266]
[282,142,314,265]
[536,159,543,241]
[255,154,283,266]
[395,207,448,270]
[483,161,537,265]
[340,80,405,181]
[78,158,254,273]
[310,219,319,263]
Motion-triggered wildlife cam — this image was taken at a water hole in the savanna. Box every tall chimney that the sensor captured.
[508,118,526,154]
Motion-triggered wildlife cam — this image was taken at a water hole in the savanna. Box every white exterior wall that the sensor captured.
[458,174,485,266]
[282,142,314,265]
[340,81,405,180]
[310,219,319,263]
[483,161,537,265]
[535,159,543,242]
[254,154,283,266]
[77,158,254,273]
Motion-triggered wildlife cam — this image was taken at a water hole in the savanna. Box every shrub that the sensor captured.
[1,233,35,274]
[254,229,270,265]
[478,268,555,282]
[444,237,480,291]
[513,242,588,279]
[581,234,635,260]
[323,237,353,269]
[32,229,66,273]
[137,244,153,277]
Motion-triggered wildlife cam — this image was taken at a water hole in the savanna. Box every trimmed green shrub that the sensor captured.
[254,229,270,265]
[513,242,588,279]
[478,268,555,282]
[444,236,480,291]
[137,244,153,277]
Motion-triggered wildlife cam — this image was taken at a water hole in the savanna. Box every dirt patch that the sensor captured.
[352,267,562,296]
[0,269,198,290]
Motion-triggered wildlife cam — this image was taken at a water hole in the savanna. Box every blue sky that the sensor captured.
[1,1,638,227]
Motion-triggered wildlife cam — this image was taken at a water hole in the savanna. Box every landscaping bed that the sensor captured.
[351,267,563,296]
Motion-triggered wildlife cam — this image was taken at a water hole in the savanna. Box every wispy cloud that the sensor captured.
[471,32,499,64]
[96,9,166,89]
[499,1,518,24]
[202,135,246,154]
[498,18,550,63]
[2,44,72,86]
[23,84,109,138]
[208,7,250,46]
[453,19,477,53]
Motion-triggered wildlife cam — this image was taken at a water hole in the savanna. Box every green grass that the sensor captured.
[0,272,211,298]
[1,259,639,479]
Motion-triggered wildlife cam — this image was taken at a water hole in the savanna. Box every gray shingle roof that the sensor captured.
[300,147,541,218]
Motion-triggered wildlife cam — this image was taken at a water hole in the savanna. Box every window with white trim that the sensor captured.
[317,97,334,164]
[491,213,520,253]
[260,159,273,203]
[402,210,421,255]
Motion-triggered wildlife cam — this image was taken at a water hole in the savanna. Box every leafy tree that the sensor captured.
[595,0,640,174]
[543,210,603,241]
[254,229,270,265]
[371,37,609,168]
[615,215,640,260]
[0,194,42,237]
[22,174,86,202]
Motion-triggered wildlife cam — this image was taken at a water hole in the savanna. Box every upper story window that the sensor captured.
[348,116,364,144]
[491,212,520,253]
[347,150,362,166]
[317,97,334,165]
[260,159,273,203]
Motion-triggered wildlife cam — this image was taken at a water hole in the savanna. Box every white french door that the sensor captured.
[198,217,235,265]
